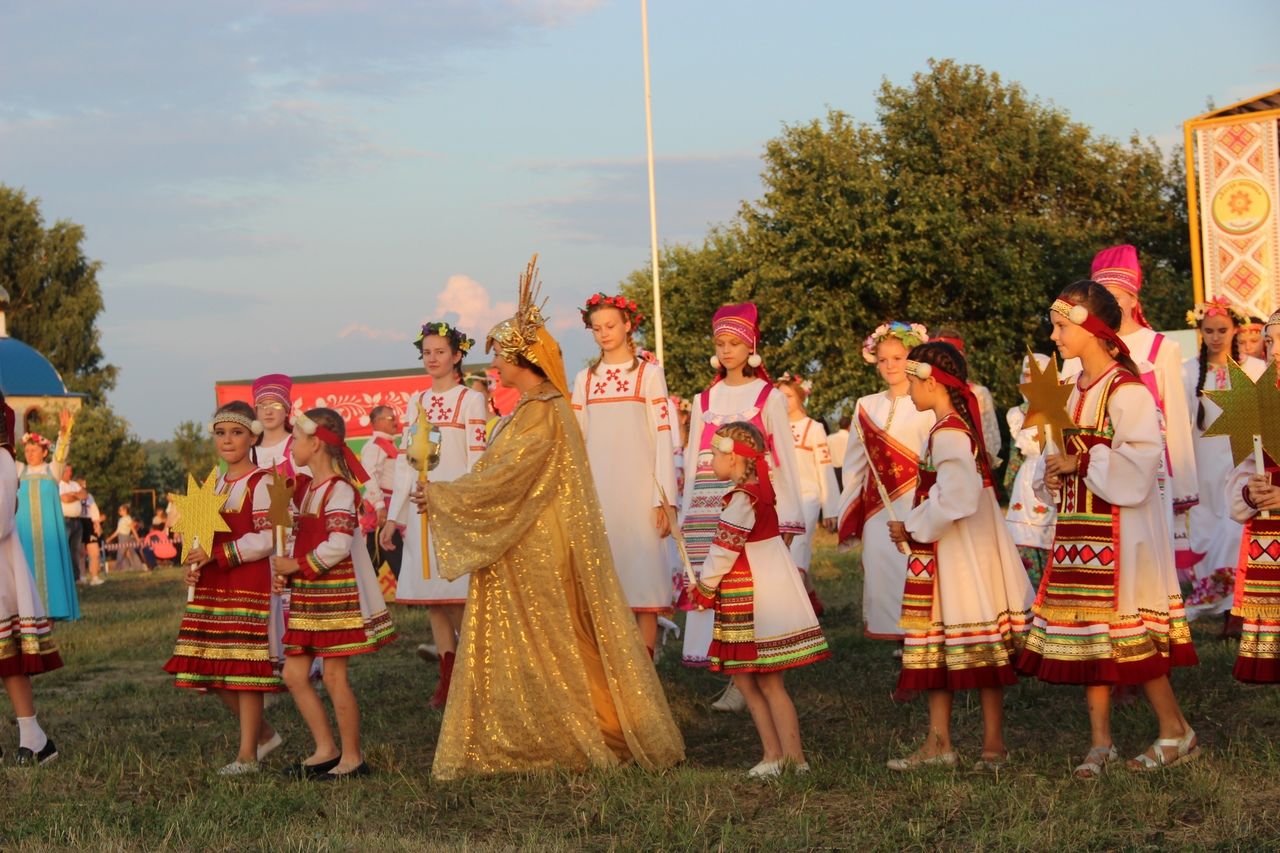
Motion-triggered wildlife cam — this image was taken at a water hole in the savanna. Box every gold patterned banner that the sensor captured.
[1195,117,1280,319]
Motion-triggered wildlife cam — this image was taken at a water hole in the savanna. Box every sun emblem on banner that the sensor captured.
[1212,178,1270,236]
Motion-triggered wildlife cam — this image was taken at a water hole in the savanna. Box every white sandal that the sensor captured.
[886,750,958,772]
[1127,727,1200,771]
[1073,745,1118,780]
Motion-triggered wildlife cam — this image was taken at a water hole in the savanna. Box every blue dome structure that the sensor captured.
[0,285,83,433]
[0,336,74,396]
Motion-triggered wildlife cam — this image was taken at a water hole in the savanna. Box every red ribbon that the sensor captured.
[313,425,370,483]
[918,364,993,483]
[727,439,775,506]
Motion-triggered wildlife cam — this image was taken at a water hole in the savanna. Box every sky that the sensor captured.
[2,0,1277,439]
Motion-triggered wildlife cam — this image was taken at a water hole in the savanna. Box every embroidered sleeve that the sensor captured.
[359,441,388,507]
[462,389,489,466]
[646,366,678,509]
[700,491,756,593]
[213,476,274,569]
[905,429,983,545]
[298,481,357,580]
[1084,383,1164,508]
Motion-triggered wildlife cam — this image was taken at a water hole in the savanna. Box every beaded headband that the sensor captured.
[208,412,264,435]
[1050,298,1131,358]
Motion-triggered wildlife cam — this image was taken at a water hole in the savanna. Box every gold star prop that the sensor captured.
[265,472,294,555]
[167,469,231,564]
[1203,359,1280,466]
[1018,349,1076,453]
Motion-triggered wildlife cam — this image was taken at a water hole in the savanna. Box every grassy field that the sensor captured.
[5,535,1280,851]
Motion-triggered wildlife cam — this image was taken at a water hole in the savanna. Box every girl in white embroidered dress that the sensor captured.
[571,294,678,654]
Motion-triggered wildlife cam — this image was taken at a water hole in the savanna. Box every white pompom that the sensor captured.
[709,355,721,370]
[747,352,763,368]
[916,363,933,379]
[1068,304,1089,324]
[250,420,264,435]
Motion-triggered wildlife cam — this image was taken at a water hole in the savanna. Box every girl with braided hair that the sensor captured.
[885,343,1033,772]
[688,421,829,778]
[273,407,396,779]
[1017,281,1198,779]
[1180,300,1265,626]
[571,294,678,655]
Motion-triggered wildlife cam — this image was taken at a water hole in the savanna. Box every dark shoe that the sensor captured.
[282,756,340,779]
[317,761,371,781]
[17,739,58,767]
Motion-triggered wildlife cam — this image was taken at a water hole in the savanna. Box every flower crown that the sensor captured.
[22,432,51,450]
[414,321,475,358]
[1186,297,1245,328]
[862,321,929,364]
[776,371,814,395]
[581,293,644,328]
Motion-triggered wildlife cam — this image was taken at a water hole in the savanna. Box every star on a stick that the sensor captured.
[1019,349,1076,452]
[167,469,231,563]
[1203,359,1280,466]
[265,472,294,531]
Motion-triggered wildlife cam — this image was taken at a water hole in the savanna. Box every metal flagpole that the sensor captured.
[640,0,663,363]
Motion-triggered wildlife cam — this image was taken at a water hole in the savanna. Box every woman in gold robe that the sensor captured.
[418,257,685,780]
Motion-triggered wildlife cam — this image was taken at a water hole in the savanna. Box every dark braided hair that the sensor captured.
[906,341,981,443]
[1194,316,1242,430]
[1057,281,1143,379]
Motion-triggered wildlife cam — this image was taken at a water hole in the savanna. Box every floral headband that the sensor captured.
[1050,298,1131,358]
[414,322,475,358]
[208,411,264,435]
[581,293,645,328]
[1186,297,1245,328]
[862,321,929,364]
[776,371,814,396]
[22,432,51,450]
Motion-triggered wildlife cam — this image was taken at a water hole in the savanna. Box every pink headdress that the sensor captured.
[252,373,293,410]
[1091,245,1148,329]
[710,302,769,380]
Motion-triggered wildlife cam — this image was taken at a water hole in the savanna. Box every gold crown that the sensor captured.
[487,254,548,365]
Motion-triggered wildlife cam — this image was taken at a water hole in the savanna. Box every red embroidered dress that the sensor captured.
[164,469,282,691]
[690,481,829,673]
[1017,366,1197,685]
[897,415,1034,691]
[1228,457,1280,683]
[285,476,396,657]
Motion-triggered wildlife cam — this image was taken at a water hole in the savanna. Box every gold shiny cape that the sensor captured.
[427,381,685,780]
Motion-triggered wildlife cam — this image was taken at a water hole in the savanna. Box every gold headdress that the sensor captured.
[486,253,571,399]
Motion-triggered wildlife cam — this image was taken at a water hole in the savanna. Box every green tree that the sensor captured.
[621,228,746,398]
[171,420,219,479]
[0,186,117,404]
[138,439,187,502]
[64,405,146,514]
[624,59,1193,426]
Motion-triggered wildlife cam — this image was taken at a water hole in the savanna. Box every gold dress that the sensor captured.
[427,381,685,780]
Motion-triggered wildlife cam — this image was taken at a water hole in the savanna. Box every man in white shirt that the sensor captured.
[360,405,403,578]
[59,466,86,582]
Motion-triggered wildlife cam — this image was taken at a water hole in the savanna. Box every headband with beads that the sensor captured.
[1050,298,1131,359]
[208,412,264,435]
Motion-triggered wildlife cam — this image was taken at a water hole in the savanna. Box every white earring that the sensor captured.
[747,352,763,368]
[709,355,721,370]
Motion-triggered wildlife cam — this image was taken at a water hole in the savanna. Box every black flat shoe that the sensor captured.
[316,761,371,781]
[17,739,58,767]
[282,756,341,779]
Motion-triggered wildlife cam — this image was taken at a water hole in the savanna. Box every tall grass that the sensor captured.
[5,536,1279,851]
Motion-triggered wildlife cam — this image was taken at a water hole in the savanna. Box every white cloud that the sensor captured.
[431,275,515,337]
[337,323,411,342]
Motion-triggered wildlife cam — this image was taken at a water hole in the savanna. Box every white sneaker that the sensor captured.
[217,760,260,776]
[710,681,746,713]
[748,760,782,778]
[89,577,106,586]
[416,643,440,663]
[256,732,282,761]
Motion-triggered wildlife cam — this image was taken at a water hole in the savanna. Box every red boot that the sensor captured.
[429,651,455,710]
